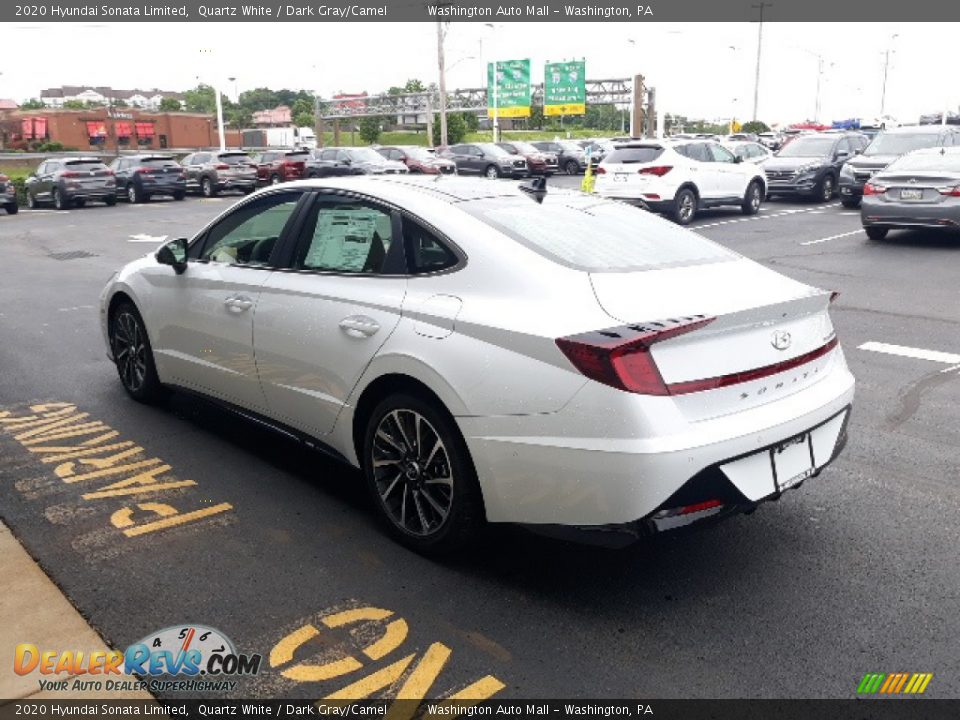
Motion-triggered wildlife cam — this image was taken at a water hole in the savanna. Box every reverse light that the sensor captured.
[863,182,886,196]
[556,316,715,396]
[638,165,673,176]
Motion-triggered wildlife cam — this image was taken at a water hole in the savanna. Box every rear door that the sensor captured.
[707,143,749,197]
[253,191,408,436]
[681,143,720,198]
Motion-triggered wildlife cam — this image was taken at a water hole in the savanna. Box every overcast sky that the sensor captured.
[1,22,953,125]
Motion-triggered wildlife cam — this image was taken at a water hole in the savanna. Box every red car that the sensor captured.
[378,146,456,175]
[252,149,311,185]
[495,141,558,176]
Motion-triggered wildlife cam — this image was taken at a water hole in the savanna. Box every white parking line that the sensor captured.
[696,202,840,230]
[859,341,960,366]
[128,233,168,243]
[800,229,863,245]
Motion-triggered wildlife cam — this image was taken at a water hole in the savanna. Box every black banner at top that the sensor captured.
[2,0,959,22]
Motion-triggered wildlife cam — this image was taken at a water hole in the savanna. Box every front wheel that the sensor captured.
[741,180,762,215]
[201,177,217,197]
[672,188,697,225]
[53,188,67,210]
[127,184,143,204]
[840,198,860,209]
[565,160,580,175]
[363,394,485,555]
[109,302,165,403]
[27,192,38,209]
[865,226,888,241]
[104,196,117,206]
[173,191,186,201]
[816,174,835,202]
[270,174,281,185]
[4,203,18,215]
[484,165,500,179]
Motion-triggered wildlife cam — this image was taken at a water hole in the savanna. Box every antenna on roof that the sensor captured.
[519,176,547,204]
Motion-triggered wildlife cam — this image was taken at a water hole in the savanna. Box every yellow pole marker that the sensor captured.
[322,653,415,701]
[111,502,232,537]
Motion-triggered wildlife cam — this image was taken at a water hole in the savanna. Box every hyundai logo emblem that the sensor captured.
[771,331,792,351]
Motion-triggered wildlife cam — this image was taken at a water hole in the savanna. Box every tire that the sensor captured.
[127,184,143,204]
[27,192,37,209]
[53,188,67,211]
[362,393,485,555]
[865,226,888,241]
[565,160,580,175]
[270,174,281,185]
[201,177,217,197]
[4,203,18,215]
[242,186,256,195]
[173,191,186,201]
[840,198,860,209]
[741,180,762,215]
[484,165,500,179]
[74,199,86,208]
[109,302,165,404]
[816,174,835,202]
[672,187,698,225]
[104,196,117,206]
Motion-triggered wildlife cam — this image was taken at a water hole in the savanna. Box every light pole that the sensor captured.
[483,23,500,142]
[880,33,898,117]
[436,21,449,147]
[627,38,637,136]
[751,2,772,122]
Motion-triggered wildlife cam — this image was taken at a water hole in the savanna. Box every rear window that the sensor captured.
[464,195,736,272]
[218,154,253,165]
[64,161,107,171]
[864,132,943,157]
[604,147,664,164]
[140,157,178,167]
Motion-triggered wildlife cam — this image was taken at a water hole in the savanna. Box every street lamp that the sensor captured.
[482,23,501,142]
[751,2,773,122]
[793,48,829,123]
[880,33,899,117]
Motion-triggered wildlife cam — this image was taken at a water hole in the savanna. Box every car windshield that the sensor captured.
[776,136,836,157]
[346,148,386,163]
[863,132,943,157]
[885,152,960,173]
[465,194,736,272]
[478,143,510,158]
[218,153,253,164]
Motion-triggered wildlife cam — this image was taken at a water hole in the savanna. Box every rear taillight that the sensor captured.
[61,171,80,178]
[136,167,153,174]
[638,166,673,176]
[937,184,960,196]
[863,182,886,196]
[556,316,715,396]
[215,163,230,170]
[595,167,606,174]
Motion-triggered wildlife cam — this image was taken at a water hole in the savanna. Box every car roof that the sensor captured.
[51,156,101,162]
[881,124,955,135]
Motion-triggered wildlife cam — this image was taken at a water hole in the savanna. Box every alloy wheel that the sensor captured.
[679,193,694,222]
[750,185,761,211]
[127,185,137,203]
[371,409,453,537]
[112,312,147,393]
[822,177,834,201]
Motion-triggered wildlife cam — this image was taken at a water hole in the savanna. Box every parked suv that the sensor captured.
[0,173,17,214]
[251,149,311,186]
[304,148,365,178]
[377,146,456,174]
[25,158,116,210]
[440,143,527,178]
[181,151,258,197]
[764,132,869,201]
[109,154,186,203]
[496,141,558,175]
[595,140,767,225]
[320,147,408,175]
[531,140,588,174]
[839,125,960,208]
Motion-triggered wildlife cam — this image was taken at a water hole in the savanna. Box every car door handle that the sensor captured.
[224,295,254,312]
[339,315,380,338]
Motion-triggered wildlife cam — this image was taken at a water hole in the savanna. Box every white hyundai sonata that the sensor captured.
[100,176,853,553]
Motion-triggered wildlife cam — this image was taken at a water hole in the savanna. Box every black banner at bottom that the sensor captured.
[1,700,958,720]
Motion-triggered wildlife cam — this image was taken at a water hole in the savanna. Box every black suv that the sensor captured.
[109,154,186,203]
[25,157,117,210]
[763,132,869,201]
[838,125,960,208]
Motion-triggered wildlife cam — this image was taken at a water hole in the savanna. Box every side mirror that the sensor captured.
[854,148,863,155]
[342,158,352,165]
[733,155,743,164]
[836,151,850,160]
[156,237,188,274]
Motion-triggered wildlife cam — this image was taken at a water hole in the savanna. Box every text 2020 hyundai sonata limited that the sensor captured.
[100,176,854,553]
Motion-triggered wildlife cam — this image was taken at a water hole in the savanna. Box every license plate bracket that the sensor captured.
[900,188,923,200]
[771,433,815,491]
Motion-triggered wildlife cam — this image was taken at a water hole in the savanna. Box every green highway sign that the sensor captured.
[488,59,531,118]
[544,60,586,116]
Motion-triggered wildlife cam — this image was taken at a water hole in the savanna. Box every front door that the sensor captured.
[145,190,306,410]
[254,193,407,437]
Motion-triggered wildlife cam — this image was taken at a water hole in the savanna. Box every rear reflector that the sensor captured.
[653,499,724,519]
[556,316,715,396]
[667,336,839,395]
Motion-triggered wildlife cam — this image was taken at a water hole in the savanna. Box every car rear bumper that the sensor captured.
[862,199,960,228]
[0,191,15,204]
[459,354,855,529]
[64,188,116,199]
[219,178,257,188]
[141,181,186,193]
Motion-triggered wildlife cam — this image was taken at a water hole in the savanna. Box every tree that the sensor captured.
[228,107,252,129]
[293,112,314,129]
[403,79,426,93]
[461,111,479,132]
[358,115,383,145]
[63,100,86,110]
[291,97,314,119]
[158,97,182,112]
[184,85,218,114]
[433,111,466,146]
[19,98,45,110]
[742,120,770,134]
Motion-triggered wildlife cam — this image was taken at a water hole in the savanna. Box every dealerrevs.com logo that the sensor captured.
[14,624,261,693]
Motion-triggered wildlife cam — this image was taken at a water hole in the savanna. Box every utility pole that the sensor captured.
[751,2,772,122]
[436,21,449,147]
[880,34,898,116]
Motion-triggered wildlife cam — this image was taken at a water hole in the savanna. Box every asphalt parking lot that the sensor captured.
[1,184,959,700]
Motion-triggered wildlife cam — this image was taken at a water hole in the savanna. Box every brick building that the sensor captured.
[0,108,219,152]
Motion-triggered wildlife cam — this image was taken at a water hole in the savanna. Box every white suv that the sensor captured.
[595,140,767,225]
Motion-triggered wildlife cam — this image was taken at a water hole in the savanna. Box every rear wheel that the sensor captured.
[109,302,165,403]
[484,165,500,179]
[4,202,18,215]
[201,177,217,197]
[841,198,860,209]
[741,180,762,215]
[173,191,186,201]
[865,226,888,241]
[27,192,38,209]
[127,184,143,204]
[104,196,117,206]
[672,187,697,225]
[565,159,580,175]
[53,188,67,211]
[270,174,281,185]
[74,199,86,208]
[363,393,484,555]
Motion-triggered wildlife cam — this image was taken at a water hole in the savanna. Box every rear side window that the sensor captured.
[604,147,664,164]
[465,195,736,272]
[296,200,395,274]
[403,217,459,274]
